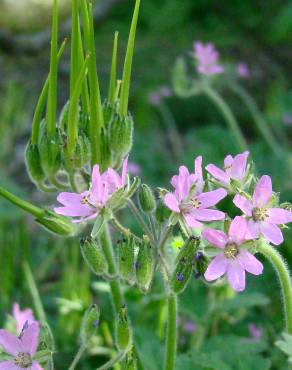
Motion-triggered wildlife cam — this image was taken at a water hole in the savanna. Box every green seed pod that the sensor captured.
[136,237,155,293]
[74,134,91,168]
[118,236,135,283]
[103,100,116,128]
[109,113,133,157]
[116,306,132,351]
[100,128,113,170]
[39,323,55,352]
[25,140,45,183]
[39,131,62,176]
[80,237,108,276]
[155,200,171,223]
[170,237,199,295]
[80,304,100,344]
[138,184,156,213]
[35,210,77,236]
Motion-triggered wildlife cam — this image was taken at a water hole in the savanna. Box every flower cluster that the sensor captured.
[193,42,224,75]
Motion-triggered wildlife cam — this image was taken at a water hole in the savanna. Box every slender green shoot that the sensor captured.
[70,0,81,97]
[108,32,119,105]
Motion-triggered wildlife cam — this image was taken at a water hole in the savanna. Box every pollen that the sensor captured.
[190,197,201,209]
[224,242,239,259]
[252,207,268,222]
[14,352,32,368]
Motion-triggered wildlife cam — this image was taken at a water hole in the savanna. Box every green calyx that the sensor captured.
[35,210,77,236]
[80,304,100,344]
[136,237,155,293]
[116,306,132,351]
[118,236,136,284]
[80,237,108,276]
[25,140,45,183]
[138,184,156,213]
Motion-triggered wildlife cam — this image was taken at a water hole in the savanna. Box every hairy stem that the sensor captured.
[68,344,87,370]
[96,350,127,370]
[257,241,292,334]
[164,294,177,370]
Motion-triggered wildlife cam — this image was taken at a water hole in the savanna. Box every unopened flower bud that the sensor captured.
[155,201,171,223]
[25,140,45,183]
[118,236,135,283]
[138,184,156,213]
[36,210,76,236]
[39,131,62,176]
[116,306,132,351]
[80,237,108,275]
[136,237,155,293]
[80,304,100,344]
[109,113,133,157]
[170,237,199,294]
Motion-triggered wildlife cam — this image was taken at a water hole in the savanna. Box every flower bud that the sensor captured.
[80,237,108,275]
[109,113,133,157]
[39,131,62,176]
[36,210,77,236]
[80,304,100,344]
[136,237,155,293]
[25,140,45,183]
[138,184,156,213]
[155,200,171,223]
[118,236,135,283]
[170,237,199,295]
[116,306,132,351]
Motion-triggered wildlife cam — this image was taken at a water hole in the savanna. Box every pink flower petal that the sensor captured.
[205,164,230,184]
[194,156,203,181]
[238,250,263,275]
[0,361,19,370]
[197,188,227,208]
[12,304,35,334]
[192,209,225,221]
[202,229,227,248]
[246,219,260,239]
[253,175,272,208]
[32,362,44,370]
[260,222,283,245]
[267,208,292,225]
[54,204,94,218]
[226,262,246,292]
[224,155,233,168]
[0,330,23,356]
[204,253,228,281]
[228,216,247,243]
[56,192,84,206]
[230,151,249,181]
[121,155,129,187]
[21,323,40,356]
[164,193,180,213]
[183,214,203,229]
[233,194,253,217]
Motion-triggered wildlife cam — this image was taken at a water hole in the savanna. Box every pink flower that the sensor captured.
[233,175,292,245]
[206,151,249,187]
[13,304,36,335]
[203,216,263,292]
[164,157,227,229]
[0,323,43,369]
[248,323,263,340]
[194,42,224,75]
[237,63,250,78]
[54,157,128,223]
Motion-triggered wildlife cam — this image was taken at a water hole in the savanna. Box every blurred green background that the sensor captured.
[0,0,291,369]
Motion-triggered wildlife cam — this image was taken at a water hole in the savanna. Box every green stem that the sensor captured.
[70,0,80,97]
[257,241,292,334]
[127,199,154,243]
[230,82,282,156]
[108,32,119,105]
[96,350,127,370]
[164,294,177,370]
[46,0,59,138]
[68,344,87,370]
[202,85,248,152]
[0,186,43,218]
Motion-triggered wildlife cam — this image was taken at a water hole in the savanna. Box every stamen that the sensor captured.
[252,207,268,222]
[224,242,239,259]
[14,352,32,368]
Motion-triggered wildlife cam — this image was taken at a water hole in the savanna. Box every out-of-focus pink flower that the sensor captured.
[248,323,263,340]
[283,113,292,126]
[128,162,141,176]
[194,41,224,75]
[149,92,161,106]
[0,323,43,369]
[13,304,35,334]
[159,86,172,98]
[54,157,128,223]
[233,175,292,245]
[206,151,249,187]
[237,63,250,78]
[184,321,196,333]
[164,157,227,229]
[203,216,263,292]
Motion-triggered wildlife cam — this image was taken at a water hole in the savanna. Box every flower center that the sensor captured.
[81,195,96,209]
[14,352,32,368]
[252,207,268,222]
[189,197,201,209]
[224,242,239,259]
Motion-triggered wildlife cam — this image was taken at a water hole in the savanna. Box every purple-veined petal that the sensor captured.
[197,188,227,208]
[0,361,19,370]
[183,213,203,229]
[192,209,225,221]
[204,253,228,281]
[21,323,40,356]
[56,192,84,206]
[0,330,23,356]
[202,229,227,248]
[205,164,230,184]
[164,193,180,213]
[267,208,292,225]
[253,175,272,208]
[226,262,246,292]
[246,219,260,239]
[260,222,283,245]
[233,194,253,216]
[230,151,249,181]
[228,216,247,243]
[238,250,263,275]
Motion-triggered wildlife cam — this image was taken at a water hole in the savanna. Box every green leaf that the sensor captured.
[276,333,292,363]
